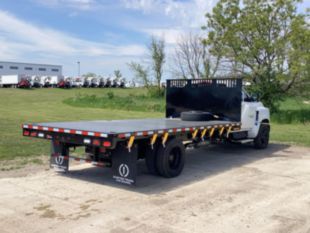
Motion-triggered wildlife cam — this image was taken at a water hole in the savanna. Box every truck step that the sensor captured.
[233,139,253,144]
[230,130,248,140]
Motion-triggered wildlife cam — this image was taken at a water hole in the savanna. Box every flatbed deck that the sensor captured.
[23,118,240,138]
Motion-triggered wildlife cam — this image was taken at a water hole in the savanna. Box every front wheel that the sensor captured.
[254,124,270,149]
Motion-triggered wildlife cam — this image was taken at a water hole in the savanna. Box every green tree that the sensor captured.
[149,37,165,93]
[128,62,150,88]
[114,70,122,81]
[173,33,220,79]
[129,37,166,97]
[205,0,309,111]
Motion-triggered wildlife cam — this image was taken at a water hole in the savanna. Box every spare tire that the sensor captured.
[181,111,214,121]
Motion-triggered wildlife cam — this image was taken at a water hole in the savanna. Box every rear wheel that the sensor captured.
[254,124,270,149]
[156,138,185,178]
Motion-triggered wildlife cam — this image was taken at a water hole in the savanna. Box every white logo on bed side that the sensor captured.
[55,156,64,165]
[118,164,130,178]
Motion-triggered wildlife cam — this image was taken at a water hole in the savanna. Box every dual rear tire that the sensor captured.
[144,124,269,177]
[145,138,185,178]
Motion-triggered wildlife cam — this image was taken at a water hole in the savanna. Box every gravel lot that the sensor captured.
[0,143,310,233]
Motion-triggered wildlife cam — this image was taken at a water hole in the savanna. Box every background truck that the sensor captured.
[42,75,62,88]
[0,74,22,87]
[58,77,72,88]
[22,78,270,185]
[17,77,32,88]
[72,77,83,88]
[42,76,60,88]
[31,76,43,88]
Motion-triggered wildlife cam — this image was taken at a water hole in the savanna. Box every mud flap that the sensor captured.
[112,144,138,185]
[50,140,69,172]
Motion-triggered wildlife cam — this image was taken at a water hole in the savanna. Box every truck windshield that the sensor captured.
[242,89,256,102]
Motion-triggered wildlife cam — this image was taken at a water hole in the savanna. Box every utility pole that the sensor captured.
[77,61,80,77]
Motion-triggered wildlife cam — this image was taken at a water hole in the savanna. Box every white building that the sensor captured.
[0,61,62,76]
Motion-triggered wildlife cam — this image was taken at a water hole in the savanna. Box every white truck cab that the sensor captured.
[241,90,270,148]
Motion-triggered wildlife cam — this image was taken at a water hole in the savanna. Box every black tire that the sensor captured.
[145,143,160,175]
[254,124,270,149]
[181,111,214,121]
[156,138,185,178]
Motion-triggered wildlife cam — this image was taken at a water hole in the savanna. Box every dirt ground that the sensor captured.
[0,143,310,233]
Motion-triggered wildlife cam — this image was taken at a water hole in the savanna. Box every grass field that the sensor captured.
[270,97,310,146]
[271,97,310,124]
[64,91,165,112]
[0,88,161,161]
[0,88,309,163]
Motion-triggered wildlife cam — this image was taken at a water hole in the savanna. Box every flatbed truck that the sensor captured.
[22,78,270,185]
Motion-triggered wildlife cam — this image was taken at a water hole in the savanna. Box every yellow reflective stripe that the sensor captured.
[201,128,207,139]
[127,136,135,150]
[150,133,158,145]
[219,127,225,136]
[162,132,169,146]
[192,129,198,139]
[226,126,232,137]
[209,128,215,137]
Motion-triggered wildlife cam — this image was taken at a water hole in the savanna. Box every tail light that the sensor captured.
[102,141,111,147]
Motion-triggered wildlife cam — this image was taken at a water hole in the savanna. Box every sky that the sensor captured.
[0,0,308,79]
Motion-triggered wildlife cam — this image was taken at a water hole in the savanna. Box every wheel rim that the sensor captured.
[260,128,269,145]
[168,147,181,169]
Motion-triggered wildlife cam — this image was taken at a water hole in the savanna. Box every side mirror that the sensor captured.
[244,94,259,102]
[252,93,260,102]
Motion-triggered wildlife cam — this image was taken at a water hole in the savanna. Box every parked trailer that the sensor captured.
[51,75,62,87]
[42,75,61,88]
[0,74,22,87]
[22,78,270,186]
[43,76,60,88]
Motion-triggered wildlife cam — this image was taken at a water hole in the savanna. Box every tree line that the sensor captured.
[129,0,309,111]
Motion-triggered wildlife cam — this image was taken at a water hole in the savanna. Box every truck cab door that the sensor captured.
[241,91,257,130]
